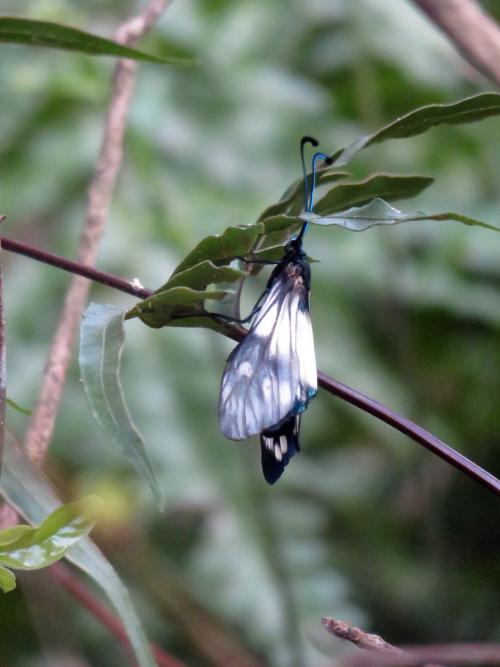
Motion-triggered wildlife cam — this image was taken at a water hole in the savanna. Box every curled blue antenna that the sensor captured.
[308,151,333,212]
[297,138,333,244]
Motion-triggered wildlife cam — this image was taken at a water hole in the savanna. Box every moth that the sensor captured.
[219,138,332,483]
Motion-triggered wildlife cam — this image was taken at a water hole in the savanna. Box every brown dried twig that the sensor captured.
[322,617,402,653]
[322,618,445,667]
[24,0,173,465]
[322,618,500,667]
[412,0,500,86]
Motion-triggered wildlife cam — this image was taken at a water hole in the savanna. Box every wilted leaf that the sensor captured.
[127,286,227,328]
[0,498,96,570]
[332,92,500,166]
[0,434,156,667]
[79,304,162,508]
[313,174,434,216]
[303,198,500,232]
[172,224,263,275]
[0,17,196,65]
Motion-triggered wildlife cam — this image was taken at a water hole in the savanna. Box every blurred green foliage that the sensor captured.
[0,498,96,593]
[0,1,499,666]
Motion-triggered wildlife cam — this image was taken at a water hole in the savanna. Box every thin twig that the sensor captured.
[322,617,402,653]
[317,371,500,497]
[412,0,500,86]
[2,236,499,496]
[340,642,500,667]
[24,0,172,465]
[0,236,150,299]
[51,562,186,667]
[322,619,498,667]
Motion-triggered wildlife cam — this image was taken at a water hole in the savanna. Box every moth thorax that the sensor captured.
[285,261,305,281]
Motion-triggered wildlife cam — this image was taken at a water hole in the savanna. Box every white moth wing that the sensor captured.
[219,260,316,440]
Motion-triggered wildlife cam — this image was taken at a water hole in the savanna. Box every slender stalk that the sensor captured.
[23,0,173,465]
[317,371,500,497]
[2,235,499,497]
[0,236,150,299]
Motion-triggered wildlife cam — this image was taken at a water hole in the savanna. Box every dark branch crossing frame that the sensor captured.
[1,225,498,496]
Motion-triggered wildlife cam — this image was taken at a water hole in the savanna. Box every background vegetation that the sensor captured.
[0,1,499,665]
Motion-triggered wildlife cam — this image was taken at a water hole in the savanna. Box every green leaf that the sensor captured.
[157,260,247,292]
[0,433,156,667]
[127,286,227,328]
[332,93,500,166]
[258,215,304,236]
[313,174,434,216]
[79,304,163,508]
[257,171,350,221]
[6,397,31,416]
[172,224,263,275]
[0,566,16,593]
[302,198,500,233]
[138,249,248,331]
[0,16,196,65]
[0,525,33,548]
[0,498,96,570]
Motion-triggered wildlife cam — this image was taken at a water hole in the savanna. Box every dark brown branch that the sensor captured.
[51,562,186,667]
[0,236,150,299]
[2,236,499,497]
[317,371,500,497]
[412,0,500,86]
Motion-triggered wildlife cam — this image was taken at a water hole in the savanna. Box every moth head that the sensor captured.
[285,234,304,256]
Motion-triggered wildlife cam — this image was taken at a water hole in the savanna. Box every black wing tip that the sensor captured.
[260,416,301,485]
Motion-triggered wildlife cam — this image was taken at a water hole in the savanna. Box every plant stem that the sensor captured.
[316,371,500,497]
[0,236,150,299]
[22,0,172,466]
